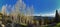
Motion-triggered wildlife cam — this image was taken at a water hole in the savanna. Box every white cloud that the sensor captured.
[33,13,55,17]
[41,13,55,17]
[33,11,55,17]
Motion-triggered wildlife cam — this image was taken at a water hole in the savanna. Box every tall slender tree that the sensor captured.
[55,10,59,23]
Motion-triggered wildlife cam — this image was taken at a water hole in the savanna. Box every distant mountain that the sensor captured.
[33,16,54,20]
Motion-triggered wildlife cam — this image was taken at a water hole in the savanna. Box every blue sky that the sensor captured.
[0,0,60,16]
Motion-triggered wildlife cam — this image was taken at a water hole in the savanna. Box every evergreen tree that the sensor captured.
[55,10,59,23]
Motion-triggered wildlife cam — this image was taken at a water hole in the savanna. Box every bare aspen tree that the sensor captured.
[9,6,15,27]
[25,5,34,24]
[1,5,7,15]
[15,0,22,23]
[14,0,26,25]
[1,5,7,24]
[26,6,30,24]
[30,5,34,24]
[9,0,34,26]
